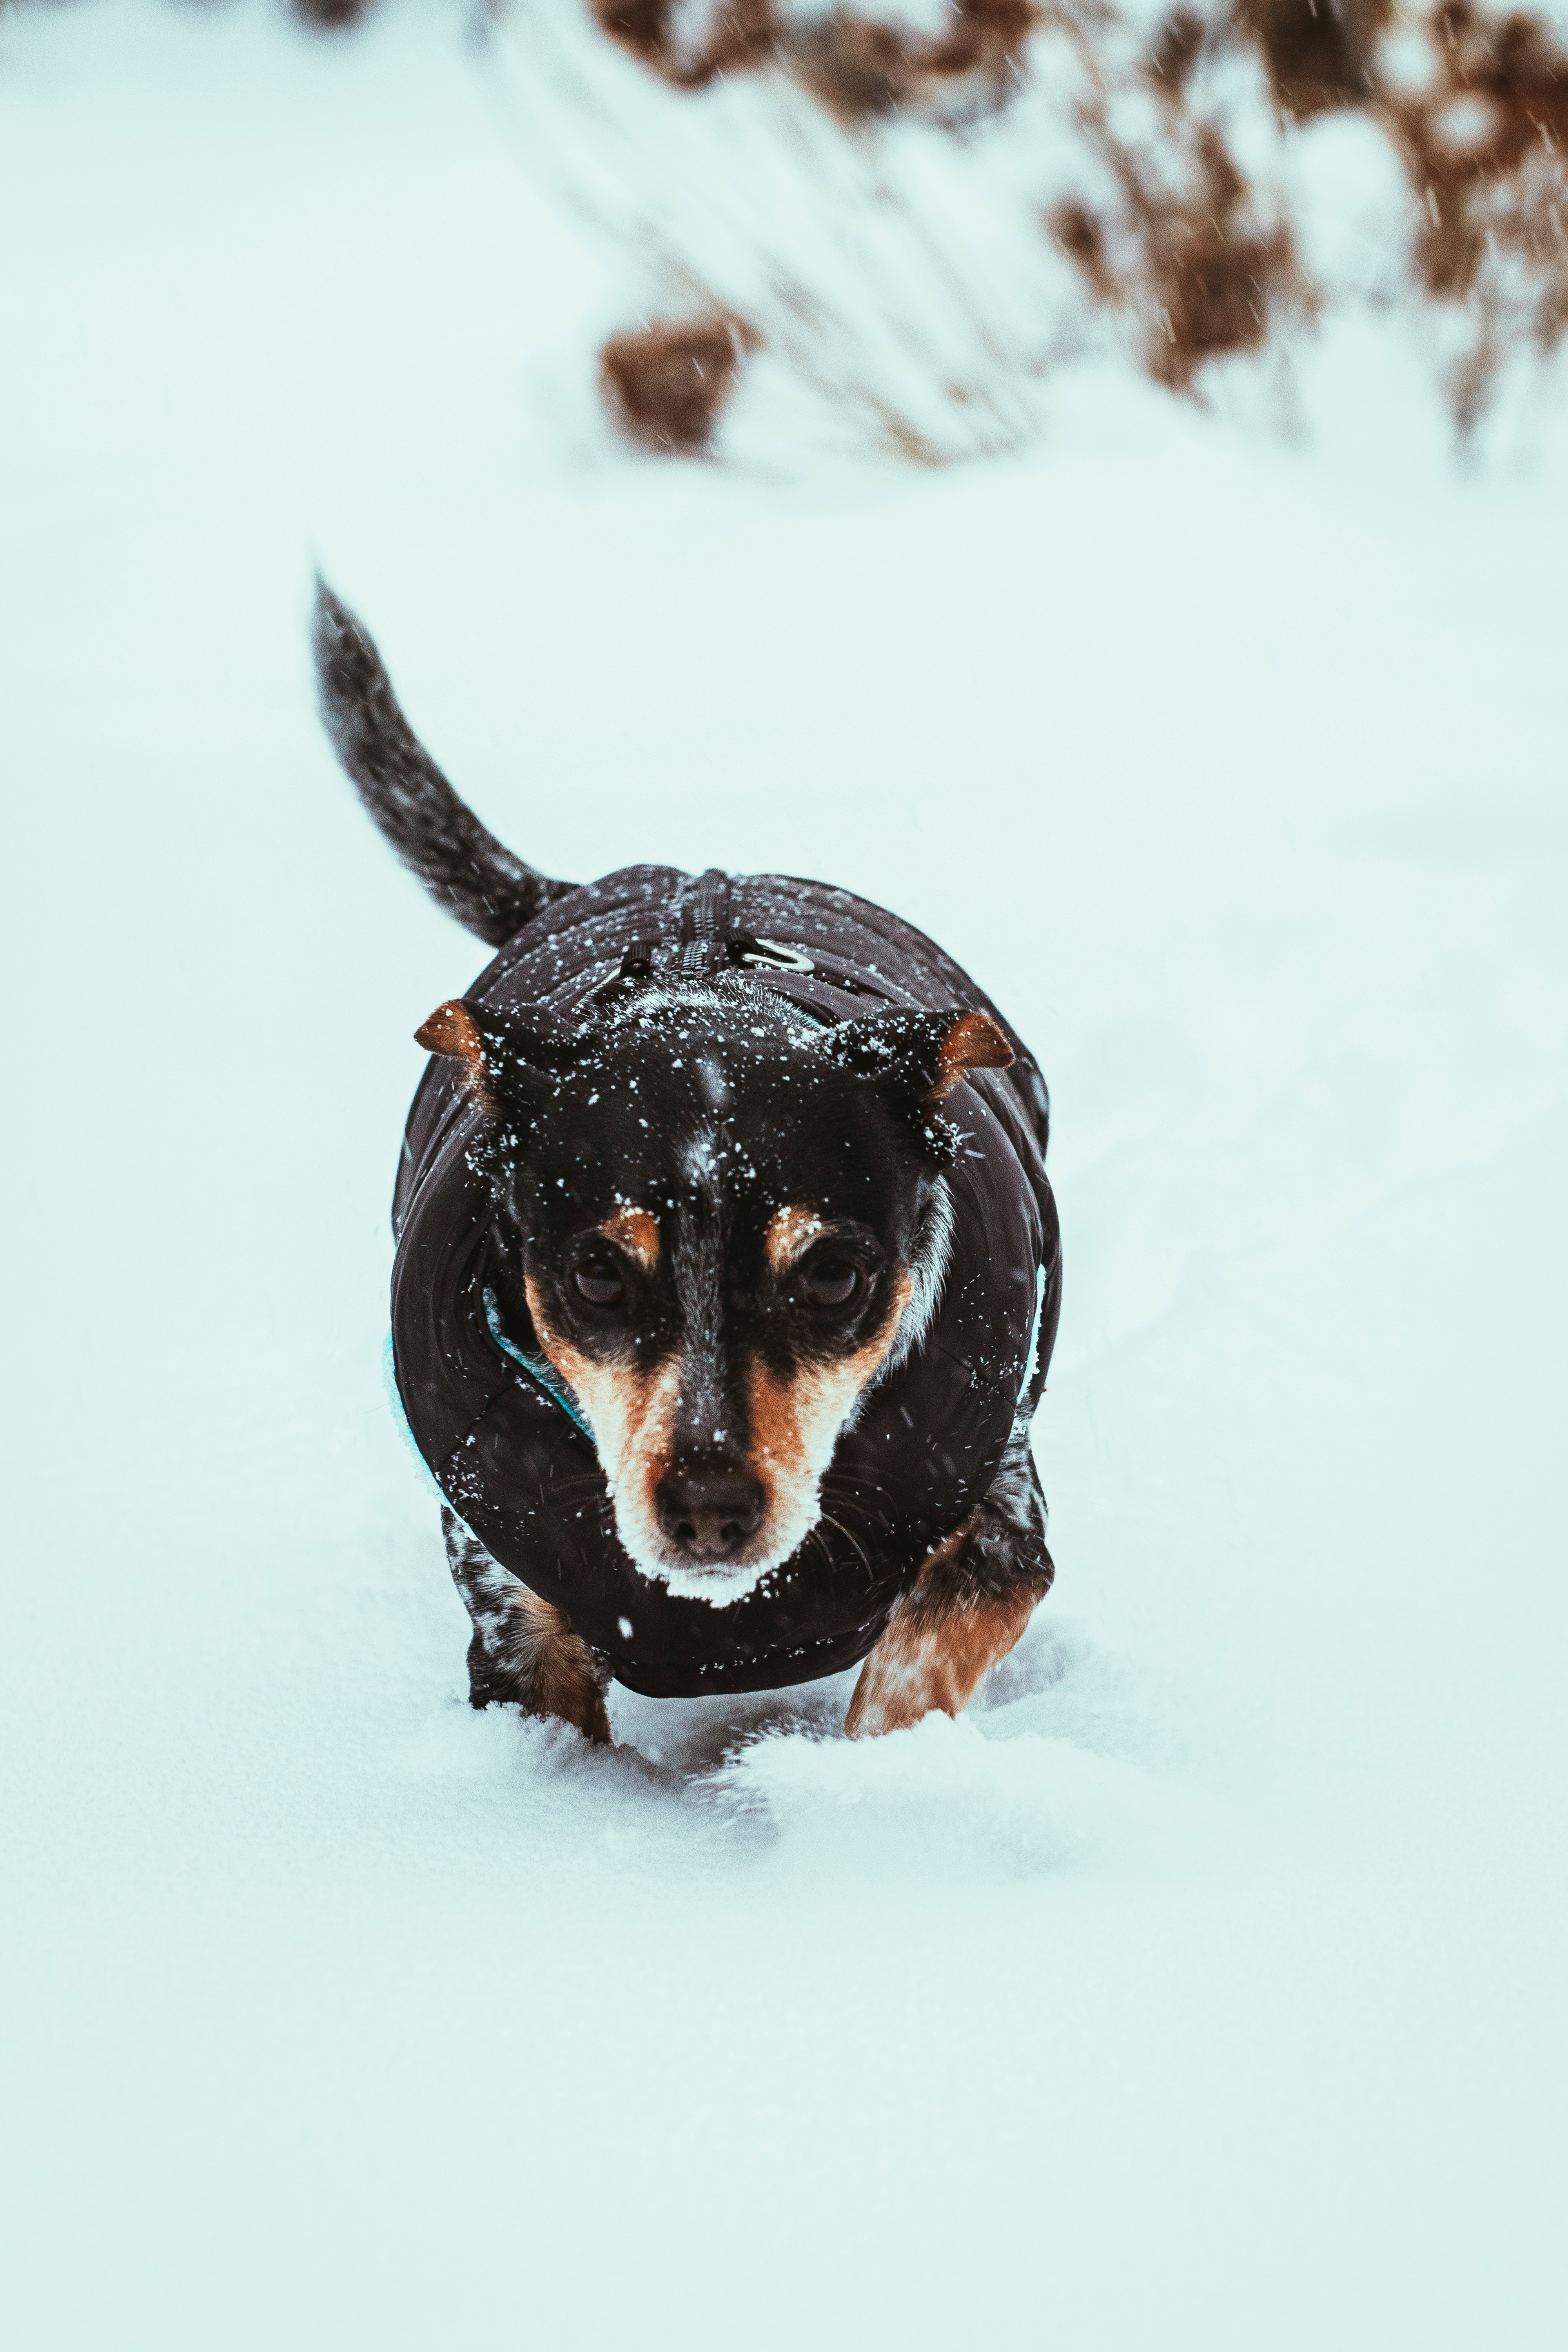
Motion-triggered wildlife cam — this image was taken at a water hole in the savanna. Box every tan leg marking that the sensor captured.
[844,1528,1042,1739]
[515,1585,612,1744]
[444,1508,612,1742]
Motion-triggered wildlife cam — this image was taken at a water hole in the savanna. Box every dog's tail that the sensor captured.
[312,578,572,947]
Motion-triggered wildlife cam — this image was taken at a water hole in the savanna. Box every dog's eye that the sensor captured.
[571,1257,625,1308]
[801,1259,861,1310]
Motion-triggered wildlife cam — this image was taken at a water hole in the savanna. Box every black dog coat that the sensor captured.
[390,867,1062,1698]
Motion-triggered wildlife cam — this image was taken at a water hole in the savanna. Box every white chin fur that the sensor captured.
[637,1554,779,1608]
[617,1504,818,1608]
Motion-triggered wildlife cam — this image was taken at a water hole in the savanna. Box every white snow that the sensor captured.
[2,4,1565,2348]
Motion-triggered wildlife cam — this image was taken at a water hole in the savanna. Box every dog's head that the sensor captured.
[417,981,1011,1604]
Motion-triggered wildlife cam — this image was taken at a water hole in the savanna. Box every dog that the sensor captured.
[314,580,1062,1742]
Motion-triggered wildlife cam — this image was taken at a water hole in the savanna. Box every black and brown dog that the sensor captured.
[315,582,1062,1744]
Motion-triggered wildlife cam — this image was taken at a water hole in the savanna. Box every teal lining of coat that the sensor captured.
[483,1285,595,1441]
[381,1330,450,1504]
[1018,1263,1047,1410]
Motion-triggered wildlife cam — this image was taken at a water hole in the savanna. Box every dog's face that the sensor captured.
[418,982,1010,1604]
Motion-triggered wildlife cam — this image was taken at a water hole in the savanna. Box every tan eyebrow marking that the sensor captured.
[764,1204,830,1274]
[600,1205,661,1272]
[509,1585,612,1745]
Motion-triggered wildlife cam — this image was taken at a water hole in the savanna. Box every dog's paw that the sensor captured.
[844,1580,1041,1738]
[844,1639,964,1738]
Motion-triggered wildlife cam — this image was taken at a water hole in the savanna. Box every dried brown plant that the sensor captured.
[591,0,780,86]
[590,1,1035,119]
[1138,134,1309,388]
[1049,198,1120,301]
[1080,0,1568,426]
[782,2,1035,121]
[1054,27,1314,395]
[1147,6,1209,98]
[554,0,1568,447]
[1385,3,1568,292]
[1237,0,1392,118]
[599,316,759,451]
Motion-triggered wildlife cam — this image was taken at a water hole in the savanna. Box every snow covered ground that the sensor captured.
[2,4,1566,2345]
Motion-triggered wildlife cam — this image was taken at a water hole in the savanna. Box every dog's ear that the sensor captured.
[416,997,588,1105]
[822,1008,1013,1103]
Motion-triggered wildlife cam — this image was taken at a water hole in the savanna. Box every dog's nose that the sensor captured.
[657,1469,766,1561]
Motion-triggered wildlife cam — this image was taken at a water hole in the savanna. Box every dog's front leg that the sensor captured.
[844,1425,1053,1739]
[441,1507,611,1744]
